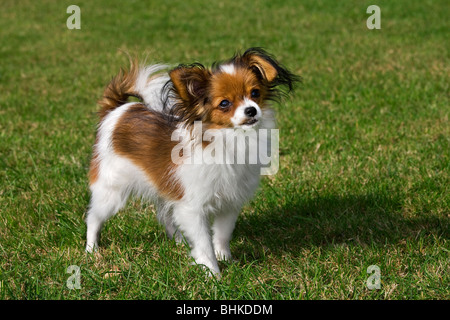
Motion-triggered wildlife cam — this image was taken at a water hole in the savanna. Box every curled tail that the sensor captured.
[97,59,141,119]
[98,59,170,119]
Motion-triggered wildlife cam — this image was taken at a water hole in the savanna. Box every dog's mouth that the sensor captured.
[243,118,258,126]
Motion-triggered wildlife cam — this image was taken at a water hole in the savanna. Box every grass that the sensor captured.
[0,0,448,299]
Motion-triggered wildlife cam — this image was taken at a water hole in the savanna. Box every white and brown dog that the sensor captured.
[85,48,298,275]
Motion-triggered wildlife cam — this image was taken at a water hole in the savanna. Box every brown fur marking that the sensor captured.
[97,58,140,119]
[111,104,184,200]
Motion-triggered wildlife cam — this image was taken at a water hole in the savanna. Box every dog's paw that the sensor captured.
[85,243,98,253]
[215,249,232,262]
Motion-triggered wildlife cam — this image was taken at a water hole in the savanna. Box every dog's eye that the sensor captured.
[251,89,260,99]
[219,99,231,109]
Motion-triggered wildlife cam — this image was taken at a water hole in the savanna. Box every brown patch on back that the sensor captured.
[111,104,184,200]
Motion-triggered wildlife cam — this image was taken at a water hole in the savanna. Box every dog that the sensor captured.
[85,48,298,275]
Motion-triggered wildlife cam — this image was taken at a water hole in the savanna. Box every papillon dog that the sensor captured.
[85,48,298,275]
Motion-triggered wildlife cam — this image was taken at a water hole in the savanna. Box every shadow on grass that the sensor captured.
[233,192,448,259]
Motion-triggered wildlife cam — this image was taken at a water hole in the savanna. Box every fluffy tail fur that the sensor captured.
[97,59,141,119]
[97,59,170,119]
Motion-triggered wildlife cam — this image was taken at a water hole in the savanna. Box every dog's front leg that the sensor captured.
[212,209,240,262]
[172,203,220,276]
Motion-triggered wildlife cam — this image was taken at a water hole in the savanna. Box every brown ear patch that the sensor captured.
[245,54,278,83]
[169,64,211,103]
[236,47,300,98]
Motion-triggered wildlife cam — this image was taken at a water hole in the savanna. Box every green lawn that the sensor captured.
[0,0,448,299]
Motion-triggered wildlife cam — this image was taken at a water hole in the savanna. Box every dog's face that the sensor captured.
[169,48,296,129]
[207,63,267,130]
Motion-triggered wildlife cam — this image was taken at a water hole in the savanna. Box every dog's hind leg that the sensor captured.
[156,201,182,242]
[85,181,129,252]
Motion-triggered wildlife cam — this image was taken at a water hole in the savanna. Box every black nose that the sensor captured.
[244,107,257,117]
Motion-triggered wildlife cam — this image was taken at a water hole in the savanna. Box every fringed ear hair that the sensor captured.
[168,63,212,124]
[239,47,300,99]
[169,63,211,103]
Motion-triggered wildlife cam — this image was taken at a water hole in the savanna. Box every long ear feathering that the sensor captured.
[97,56,142,119]
[164,63,212,126]
[236,47,301,101]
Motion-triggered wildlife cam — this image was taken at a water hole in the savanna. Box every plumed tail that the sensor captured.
[97,59,170,119]
[97,58,141,119]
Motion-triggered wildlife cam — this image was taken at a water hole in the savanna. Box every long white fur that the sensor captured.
[85,65,275,276]
[134,64,170,112]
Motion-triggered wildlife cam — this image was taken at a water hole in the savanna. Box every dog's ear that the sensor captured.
[242,50,278,83]
[169,64,211,105]
[240,48,299,92]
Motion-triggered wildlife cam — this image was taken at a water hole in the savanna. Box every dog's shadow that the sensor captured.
[232,191,448,260]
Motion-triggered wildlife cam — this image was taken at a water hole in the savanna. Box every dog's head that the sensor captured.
[168,48,299,129]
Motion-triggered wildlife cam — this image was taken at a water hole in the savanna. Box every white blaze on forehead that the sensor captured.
[220,63,236,75]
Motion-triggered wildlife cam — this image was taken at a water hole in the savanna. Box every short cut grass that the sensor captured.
[0,0,448,299]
